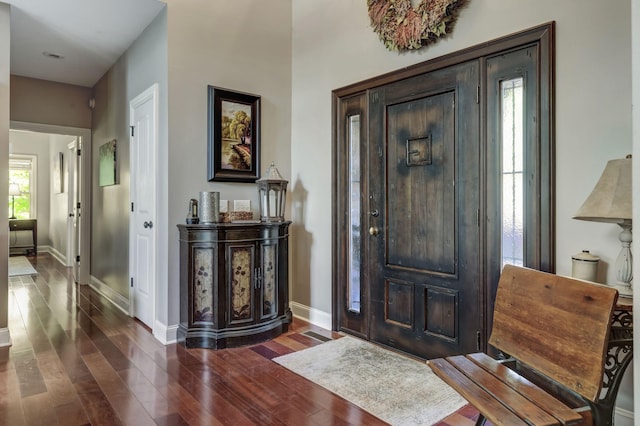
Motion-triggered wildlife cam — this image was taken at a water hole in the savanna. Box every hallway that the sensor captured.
[1,253,476,425]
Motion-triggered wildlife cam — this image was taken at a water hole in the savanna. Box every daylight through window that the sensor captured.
[9,155,37,219]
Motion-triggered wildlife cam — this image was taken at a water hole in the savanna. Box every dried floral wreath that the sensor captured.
[367,0,465,51]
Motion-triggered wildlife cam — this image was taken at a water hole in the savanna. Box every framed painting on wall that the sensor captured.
[207,86,261,182]
[99,139,118,186]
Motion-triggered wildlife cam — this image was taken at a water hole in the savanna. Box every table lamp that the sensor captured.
[573,155,632,297]
[8,182,21,220]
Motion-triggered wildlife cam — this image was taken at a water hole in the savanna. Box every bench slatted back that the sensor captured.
[488,264,618,402]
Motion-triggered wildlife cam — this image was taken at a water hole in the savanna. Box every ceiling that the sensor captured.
[7,0,166,88]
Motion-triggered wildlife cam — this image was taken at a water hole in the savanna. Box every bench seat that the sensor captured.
[429,353,587,425]
[427,265,618,426]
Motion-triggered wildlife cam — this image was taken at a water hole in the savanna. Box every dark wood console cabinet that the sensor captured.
[177,221,292,349]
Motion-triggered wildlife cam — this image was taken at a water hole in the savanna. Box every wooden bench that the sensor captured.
[428,264,618,426]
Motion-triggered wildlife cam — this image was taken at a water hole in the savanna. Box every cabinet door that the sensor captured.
[228,243,256,325]
[259,241,278,320]
[192,246,216,325]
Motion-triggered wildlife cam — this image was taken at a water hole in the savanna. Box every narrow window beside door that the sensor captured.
[348,114,361,313]
[501,78,524,267]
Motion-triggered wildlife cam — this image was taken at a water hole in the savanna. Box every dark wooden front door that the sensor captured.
[367,61,480,358]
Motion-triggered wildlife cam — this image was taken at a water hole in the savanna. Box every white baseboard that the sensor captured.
[153,320,178,345]
[0,328,11,347]
[89,275,130,315]
[88,278,177,346]
[290,301,332,330]
[44,245,67,266]
[614,407,634,426]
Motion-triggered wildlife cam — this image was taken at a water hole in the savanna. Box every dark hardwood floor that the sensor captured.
[1,253,480,425]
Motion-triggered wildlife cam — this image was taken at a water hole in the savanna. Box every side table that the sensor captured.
[9,219,37,256]
[595,298,633,426]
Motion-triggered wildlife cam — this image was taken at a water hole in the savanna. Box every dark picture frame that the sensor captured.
[207,86,261,182]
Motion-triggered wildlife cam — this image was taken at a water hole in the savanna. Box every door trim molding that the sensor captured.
[334,22,554,98]
[10,120,92,284]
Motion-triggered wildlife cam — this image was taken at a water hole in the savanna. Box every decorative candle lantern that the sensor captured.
[257,162,288,222]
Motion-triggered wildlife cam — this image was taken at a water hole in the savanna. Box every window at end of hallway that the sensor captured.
[9,155,37,219]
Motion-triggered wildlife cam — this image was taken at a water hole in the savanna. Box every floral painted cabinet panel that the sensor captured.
[193,248,215,323]
[229,245,254,323]
[227,241,279,325]
[177,221,291,349]
[261,243,277,319]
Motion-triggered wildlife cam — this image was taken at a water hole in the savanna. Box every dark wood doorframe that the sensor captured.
[332,92,369,338]
[332,22,555,356]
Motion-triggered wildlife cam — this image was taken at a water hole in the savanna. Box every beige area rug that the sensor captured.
[273,336,467,425]
[9,256,37,277]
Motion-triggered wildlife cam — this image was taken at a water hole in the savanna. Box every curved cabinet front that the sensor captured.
[177,221,291,349]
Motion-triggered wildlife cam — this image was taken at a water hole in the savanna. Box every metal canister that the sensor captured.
[199,191,220,224]
[571,250,600,282]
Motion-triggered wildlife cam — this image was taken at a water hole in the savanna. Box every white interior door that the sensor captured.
[66,139,81,280]
[129,84,158,329]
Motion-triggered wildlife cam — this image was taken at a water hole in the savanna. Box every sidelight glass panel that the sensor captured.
[348,115,361,313]
[501,78,524,267]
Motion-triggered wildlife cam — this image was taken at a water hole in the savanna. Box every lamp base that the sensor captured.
[612,282,632,298]
[612,222,633,298]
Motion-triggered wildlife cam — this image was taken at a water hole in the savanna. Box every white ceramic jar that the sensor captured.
[571,250,600,282]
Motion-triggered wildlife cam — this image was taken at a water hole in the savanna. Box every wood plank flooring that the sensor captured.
[1,253,482,425]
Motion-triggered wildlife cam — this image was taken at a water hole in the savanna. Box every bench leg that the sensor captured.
[475,413,487,426]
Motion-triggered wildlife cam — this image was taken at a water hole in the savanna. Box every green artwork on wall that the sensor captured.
[99,139,118,187]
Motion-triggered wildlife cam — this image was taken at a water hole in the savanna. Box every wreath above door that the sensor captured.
[367,0,466,51]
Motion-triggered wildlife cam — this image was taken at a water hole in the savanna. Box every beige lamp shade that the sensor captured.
[8,183,21,197]
[573,156,632,224]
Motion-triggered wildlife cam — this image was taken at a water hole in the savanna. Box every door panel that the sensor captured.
[369,61,480,359]
[385,279,414,328]
[386,92,455,274]
[130,85,158,329]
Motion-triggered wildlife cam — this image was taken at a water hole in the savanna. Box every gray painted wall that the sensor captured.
[165,0,293,331]
[91,7,167,301]
[10,75,92,129]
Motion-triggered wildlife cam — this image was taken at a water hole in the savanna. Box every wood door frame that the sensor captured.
[332,22,555,350]
[332,93,369,338]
